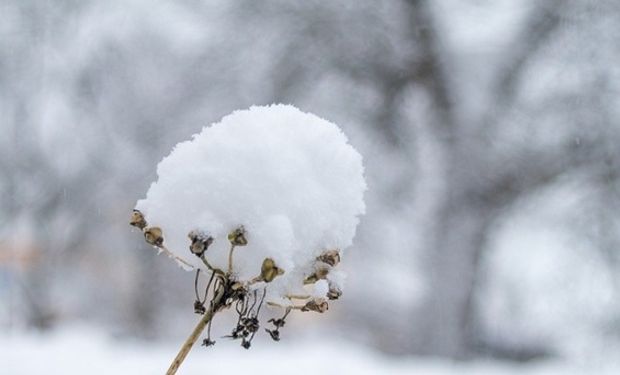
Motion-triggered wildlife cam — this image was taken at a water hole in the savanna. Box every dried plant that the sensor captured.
[130,210,343,375]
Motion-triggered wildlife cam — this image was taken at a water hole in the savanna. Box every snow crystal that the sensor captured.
[135,104,366,302]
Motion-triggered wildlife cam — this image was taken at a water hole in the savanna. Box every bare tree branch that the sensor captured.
[405,0,457,141]
[474,136,605,209]
[483,0,564,130]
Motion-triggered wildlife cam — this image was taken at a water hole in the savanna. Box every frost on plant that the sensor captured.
[130,104,366,373]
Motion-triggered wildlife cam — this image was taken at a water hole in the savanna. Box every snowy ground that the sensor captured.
[2,326,619,375]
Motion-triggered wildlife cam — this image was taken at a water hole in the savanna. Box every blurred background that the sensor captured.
[1,0,620,373]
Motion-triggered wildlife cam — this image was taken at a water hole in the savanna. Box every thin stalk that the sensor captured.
[227,244,236,274]
[159,245,194,269]
[266,301,304,310]
[286,294,311,300]
[199,254,225,276]
[166,285,225,375]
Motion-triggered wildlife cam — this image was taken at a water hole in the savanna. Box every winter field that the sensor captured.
[2,326,619,375]
[2,1,620,373]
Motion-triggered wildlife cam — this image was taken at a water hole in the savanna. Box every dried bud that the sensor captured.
[327,285,342,300]
[129,210,147,230]
[302,298,329,313]
[202,338,216,347]
[260,258,285,282]
[268,318,286,328]
[228,226,248,246]
[317,249,340,267]
[188,230,214,256]
[144,227,163,247]
[265,328,280,341]
[241,317,259,333]
[194,300,206,315]
[303,266,330,284]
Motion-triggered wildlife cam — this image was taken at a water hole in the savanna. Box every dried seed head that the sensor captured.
[265,328,280,341]
[268,318,286,328]
[202,338,216,347]
[241,317,260,333]
[228,226,248,246]
[144,227,164,247]
[303,265,330,284]
[260,258,285,282]
[316,266,330,279]
[188,230,214,256]
[129,210,147,230]
[194,300,206,315]
[327,285,342,300]
[317,249,340,267]
[302,298,329,313]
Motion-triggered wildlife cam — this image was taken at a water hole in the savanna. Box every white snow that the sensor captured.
[4,327,620,375]
[135,104,366,302]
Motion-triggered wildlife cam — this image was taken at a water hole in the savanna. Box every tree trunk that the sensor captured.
[414,194,494,358]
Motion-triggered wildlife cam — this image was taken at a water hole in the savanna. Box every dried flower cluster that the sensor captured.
[131,209,345,351]
[130,105,366,375]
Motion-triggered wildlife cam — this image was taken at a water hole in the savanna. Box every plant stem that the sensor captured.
[166,285,225,375]
[227,244,236,274]
[159,245,194,269]
[199,254,225,276]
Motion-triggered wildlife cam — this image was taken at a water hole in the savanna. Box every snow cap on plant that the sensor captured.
[135,104,365,299]
[131,104,365,365]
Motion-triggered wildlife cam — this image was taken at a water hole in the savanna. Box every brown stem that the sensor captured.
[166,285,225,375]
[286,294,311,300]
[159,245,194,269]
[199,254,225,276]
[227,244,236,274]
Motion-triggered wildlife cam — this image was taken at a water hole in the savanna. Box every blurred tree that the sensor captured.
[225,0,619,358]
[1,0,618,361]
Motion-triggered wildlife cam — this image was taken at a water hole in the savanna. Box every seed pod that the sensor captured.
[268,318,286,328]
[317,249,340,267]
[201,338,215,347]
[188,230,214,256]
[327,285,342,300]
[129,210,147,230]
[228,226,248,246]
[194,300,206,315]
[302,298,329,313]
[260,258,285,282]
[242,317,259,333]
[303,265,330,284]
[265,328,280,341]
[144,227,163,247]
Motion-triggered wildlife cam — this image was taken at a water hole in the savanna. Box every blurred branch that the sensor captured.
[475,137,605,208]
[482,0,563,130]
[373,75,411,148]
[405,0,456,140]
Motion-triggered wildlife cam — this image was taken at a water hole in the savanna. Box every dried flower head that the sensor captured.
[301,298,329,313]
[327,285,343,300]
[317,249,340,267]
[260,258,285,283]
[144,227,164,247]
[188,230,214,257]
[130,209,147,230]
[228,226,248,246]
[131,105,366,374]
[304,265,330,284]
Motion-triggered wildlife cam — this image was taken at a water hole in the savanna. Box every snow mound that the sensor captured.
[135,104,366,300]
